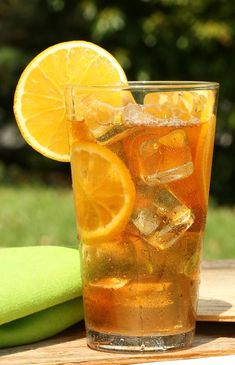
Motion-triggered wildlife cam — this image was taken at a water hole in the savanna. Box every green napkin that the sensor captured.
[0,298,83,348]
[0,246,83,348]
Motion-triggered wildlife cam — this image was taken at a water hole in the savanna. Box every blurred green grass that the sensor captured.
[0,185,234,260]
[0,185,77,249]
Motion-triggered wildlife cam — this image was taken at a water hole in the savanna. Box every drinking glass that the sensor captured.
[65,81,219,352]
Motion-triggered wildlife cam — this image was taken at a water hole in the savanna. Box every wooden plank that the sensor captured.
[0,322,234,365]
[198,260,235,321]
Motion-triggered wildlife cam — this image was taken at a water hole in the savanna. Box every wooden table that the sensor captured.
[1,260,235,364]
[198,260,235,322]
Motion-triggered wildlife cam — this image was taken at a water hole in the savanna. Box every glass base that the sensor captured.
[87,329,195,353]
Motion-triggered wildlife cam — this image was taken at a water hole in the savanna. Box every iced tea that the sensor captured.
[66,83,218,352]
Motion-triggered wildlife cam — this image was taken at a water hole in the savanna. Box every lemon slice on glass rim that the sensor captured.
[13,41,128,162]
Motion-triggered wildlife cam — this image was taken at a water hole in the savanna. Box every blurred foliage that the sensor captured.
[1,0,235,203]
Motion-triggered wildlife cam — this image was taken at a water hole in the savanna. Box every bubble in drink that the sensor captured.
[131,186,194,250]
[139,129,193,185]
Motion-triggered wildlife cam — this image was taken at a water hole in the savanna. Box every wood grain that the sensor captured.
[198,260,235,321]
[0,322,234,365]
[1,260,235,364]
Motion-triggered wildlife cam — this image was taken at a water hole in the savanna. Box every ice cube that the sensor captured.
[73,96,136,145]
[146,214,194,250]
[121,93,211,129]
[123,103,156,126]
[131,186,194,250]
[144,91,201,125]
[90,277,130,289]
[153,186,193,222]
[132,207,160,236]
[139,129,193,184]
[123,101,194,127]
[96,125,135,145]
[73,96,123,125]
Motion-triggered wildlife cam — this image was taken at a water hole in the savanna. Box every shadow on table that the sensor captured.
[196,321,235,337]
[197,297,232,319]
[192,298,233,349]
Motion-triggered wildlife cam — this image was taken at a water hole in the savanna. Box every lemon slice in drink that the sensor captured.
[71,142,136,243]
[13,41,128,161]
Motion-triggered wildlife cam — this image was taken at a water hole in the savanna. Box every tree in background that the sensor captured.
[1,0,235,203]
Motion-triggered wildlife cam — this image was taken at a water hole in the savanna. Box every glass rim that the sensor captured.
[66,81,219,92]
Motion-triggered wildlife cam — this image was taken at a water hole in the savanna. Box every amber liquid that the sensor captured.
[71,116,216,339]
[83,232,202,336]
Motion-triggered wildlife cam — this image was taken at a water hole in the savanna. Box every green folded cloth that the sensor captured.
[0,246,83,348]
[0,298,83,348]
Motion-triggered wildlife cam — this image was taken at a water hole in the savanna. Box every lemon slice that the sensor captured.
[71,142,136,243]
[13,41,128,161]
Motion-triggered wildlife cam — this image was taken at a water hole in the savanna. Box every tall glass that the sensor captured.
[65,82,219,352]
